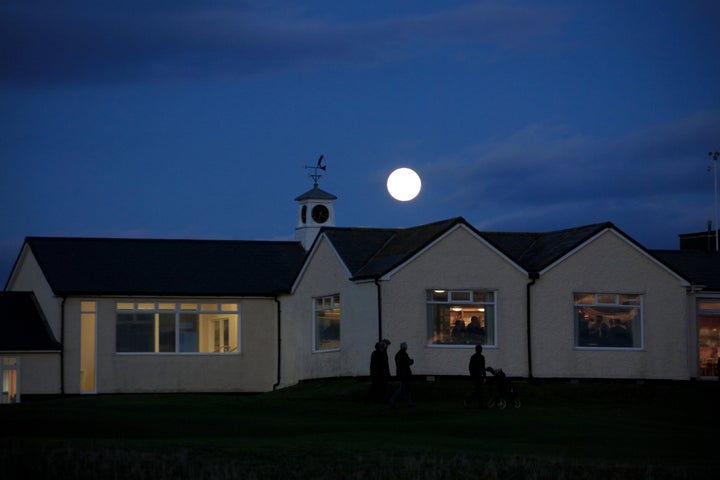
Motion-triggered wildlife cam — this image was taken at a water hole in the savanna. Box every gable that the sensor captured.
[0,291,61,351]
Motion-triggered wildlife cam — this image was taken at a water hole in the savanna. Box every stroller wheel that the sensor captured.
[513,399,521,409]
[486,399,495,408]
[496,398,507,410]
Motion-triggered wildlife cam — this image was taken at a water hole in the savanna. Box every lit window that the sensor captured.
[1,356,19,404]
[115,302,239,354]
[427,290,495,346]
[314,294,340,352]
[574,293,642,349]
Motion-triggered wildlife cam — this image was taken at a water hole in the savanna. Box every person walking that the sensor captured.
[464,344,486,409]
[390,342,414,406]
[368,342,388,403]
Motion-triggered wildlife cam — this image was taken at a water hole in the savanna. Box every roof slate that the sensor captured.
[25,237,307,296]
[650,250,720,291]
[0,291,61,351]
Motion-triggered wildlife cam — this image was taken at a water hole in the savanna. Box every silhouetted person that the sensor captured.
[390,342,414,406]
[368,341,390,403]
[464,345,486,409]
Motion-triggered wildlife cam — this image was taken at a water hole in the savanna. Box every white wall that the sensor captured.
[531,231,690,380]
[62,297,279,394]
[281,237,379,386]
[380,226,529,378]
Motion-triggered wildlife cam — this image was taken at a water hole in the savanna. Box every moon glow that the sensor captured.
[387,167,422,201]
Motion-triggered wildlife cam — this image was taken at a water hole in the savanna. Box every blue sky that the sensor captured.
[1,0,719,285]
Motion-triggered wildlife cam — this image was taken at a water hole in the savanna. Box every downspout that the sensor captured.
[526,273,539,381]
[60,296,66,395]
[273,296,282,390]
[374,279,383,342]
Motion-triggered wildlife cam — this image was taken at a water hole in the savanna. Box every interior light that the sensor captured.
[477,308,485,312]
[451,307,462,312]
[434,290,446,293]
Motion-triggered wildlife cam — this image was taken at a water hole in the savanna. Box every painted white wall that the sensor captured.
[281,237,378,387]
[380,226,529,378]
[61,297,279,394]
[5,246,63,341]
[531,231,691,380]
[16,354,61,395]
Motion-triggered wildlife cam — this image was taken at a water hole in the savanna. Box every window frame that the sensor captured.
[312,294,341,353]
[115,302,240,355]
[574,293,643,350]
[426,289,497,348]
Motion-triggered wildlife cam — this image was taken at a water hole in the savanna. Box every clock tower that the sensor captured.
[295,156,337,250]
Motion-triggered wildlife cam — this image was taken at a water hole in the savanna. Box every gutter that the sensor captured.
[526,273,539,380]
[60,296,66,395]
[273,296,282,390]
[374,279,383,341]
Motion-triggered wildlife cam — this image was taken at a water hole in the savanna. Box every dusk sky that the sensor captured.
[2,1,719,285]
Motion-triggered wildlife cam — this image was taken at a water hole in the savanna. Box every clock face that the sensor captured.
[311,204,329,224]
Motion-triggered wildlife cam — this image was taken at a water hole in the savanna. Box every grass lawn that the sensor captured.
[1,378,718,479]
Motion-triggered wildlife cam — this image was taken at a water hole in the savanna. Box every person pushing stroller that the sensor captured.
[485,366,521,409]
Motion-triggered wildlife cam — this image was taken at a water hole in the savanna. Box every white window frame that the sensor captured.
[574,293,643,350]
[1,356,20,404]
[426,289,497,348]
[115,302,240,354]
[313,294,341,353]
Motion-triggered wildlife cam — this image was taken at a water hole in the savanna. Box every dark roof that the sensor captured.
[651,250,720,291]
[0,292,61,351]
[481,222,615,273]
[25,237,307,296]
[294,185,337,201]
[325,218,463,280]
[323,219,642,279]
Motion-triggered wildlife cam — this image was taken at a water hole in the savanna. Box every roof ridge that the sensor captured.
[26,236,301,245]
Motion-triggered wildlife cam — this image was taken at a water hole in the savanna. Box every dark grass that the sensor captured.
[1,378,718,479]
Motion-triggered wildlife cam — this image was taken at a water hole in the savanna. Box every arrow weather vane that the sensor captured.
[304,154,326,186]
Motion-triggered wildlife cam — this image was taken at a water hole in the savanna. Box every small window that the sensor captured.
[314,294,341,352]
[575,293,642,349]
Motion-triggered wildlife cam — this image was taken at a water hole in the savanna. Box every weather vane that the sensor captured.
[304,154,326,186]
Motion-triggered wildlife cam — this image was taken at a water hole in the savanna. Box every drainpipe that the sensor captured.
[60,296,66,395]
[273,297,282,390]
[526,273,539,380]
[374,279,383,342]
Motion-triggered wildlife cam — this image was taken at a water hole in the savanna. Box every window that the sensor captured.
[314,295,340,351]
[427,290,495,346]
[697,299,720,376]
[575,293,641,349]
[116,302,239,353]
[1,357,19,404]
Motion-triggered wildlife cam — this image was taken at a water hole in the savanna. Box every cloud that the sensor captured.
[0,1,567,86]
[429,110,720,238]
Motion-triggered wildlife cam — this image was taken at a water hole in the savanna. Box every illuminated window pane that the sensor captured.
[220,304,237,312]
[427,290,496,346]
[314,295,340,351]
[201,304,218,312]
[575,293,642,348]
[138,303,155,311]
[117,302,134,311]
[179,314,199,352]
[81,301,96,312]
[181,303,197,311]
[158,303,176,311]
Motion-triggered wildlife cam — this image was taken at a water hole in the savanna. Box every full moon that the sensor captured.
[387,167,422,201]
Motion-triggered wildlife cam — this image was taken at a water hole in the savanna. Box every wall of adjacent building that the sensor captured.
[60,297,279,394]
[531,230,691,380]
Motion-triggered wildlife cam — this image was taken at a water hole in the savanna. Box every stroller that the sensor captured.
[485,367,521,409]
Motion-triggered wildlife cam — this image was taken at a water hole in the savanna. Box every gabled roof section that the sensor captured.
[25,237,307,296]
[481,222,615,273]
[0,291,61,351]
[651,250,720,291]
[322,217,466,280]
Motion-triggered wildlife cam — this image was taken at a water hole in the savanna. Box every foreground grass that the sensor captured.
[1,378,718,479]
